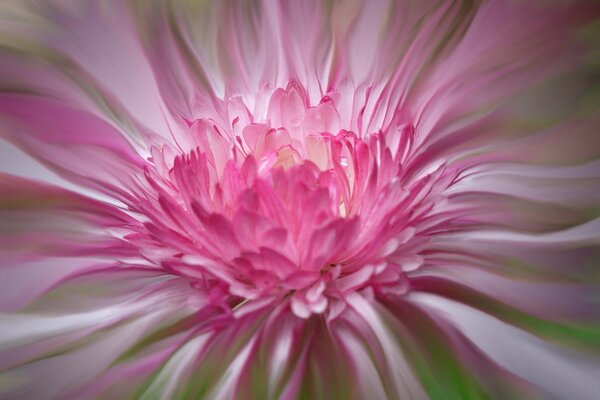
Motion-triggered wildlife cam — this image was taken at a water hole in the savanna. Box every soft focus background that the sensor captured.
[0,1,599,399]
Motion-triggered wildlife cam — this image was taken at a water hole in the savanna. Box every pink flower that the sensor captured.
[0,1,599,399]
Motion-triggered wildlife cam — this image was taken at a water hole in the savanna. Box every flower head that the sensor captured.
[0,1,599,399]
[138,80,441,321]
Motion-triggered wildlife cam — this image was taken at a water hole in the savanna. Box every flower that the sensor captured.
[0,1,599,399]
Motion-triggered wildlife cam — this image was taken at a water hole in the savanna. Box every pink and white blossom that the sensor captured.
[0,1,599,399]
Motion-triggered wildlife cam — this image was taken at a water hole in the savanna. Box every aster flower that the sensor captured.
[1,0,600,399]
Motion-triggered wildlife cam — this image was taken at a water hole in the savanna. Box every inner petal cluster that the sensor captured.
[132,82,453,319]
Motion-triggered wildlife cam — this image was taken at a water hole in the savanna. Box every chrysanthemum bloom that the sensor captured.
[1,1,600,399]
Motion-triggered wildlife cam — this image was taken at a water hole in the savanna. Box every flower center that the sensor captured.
[132,82,450,319]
